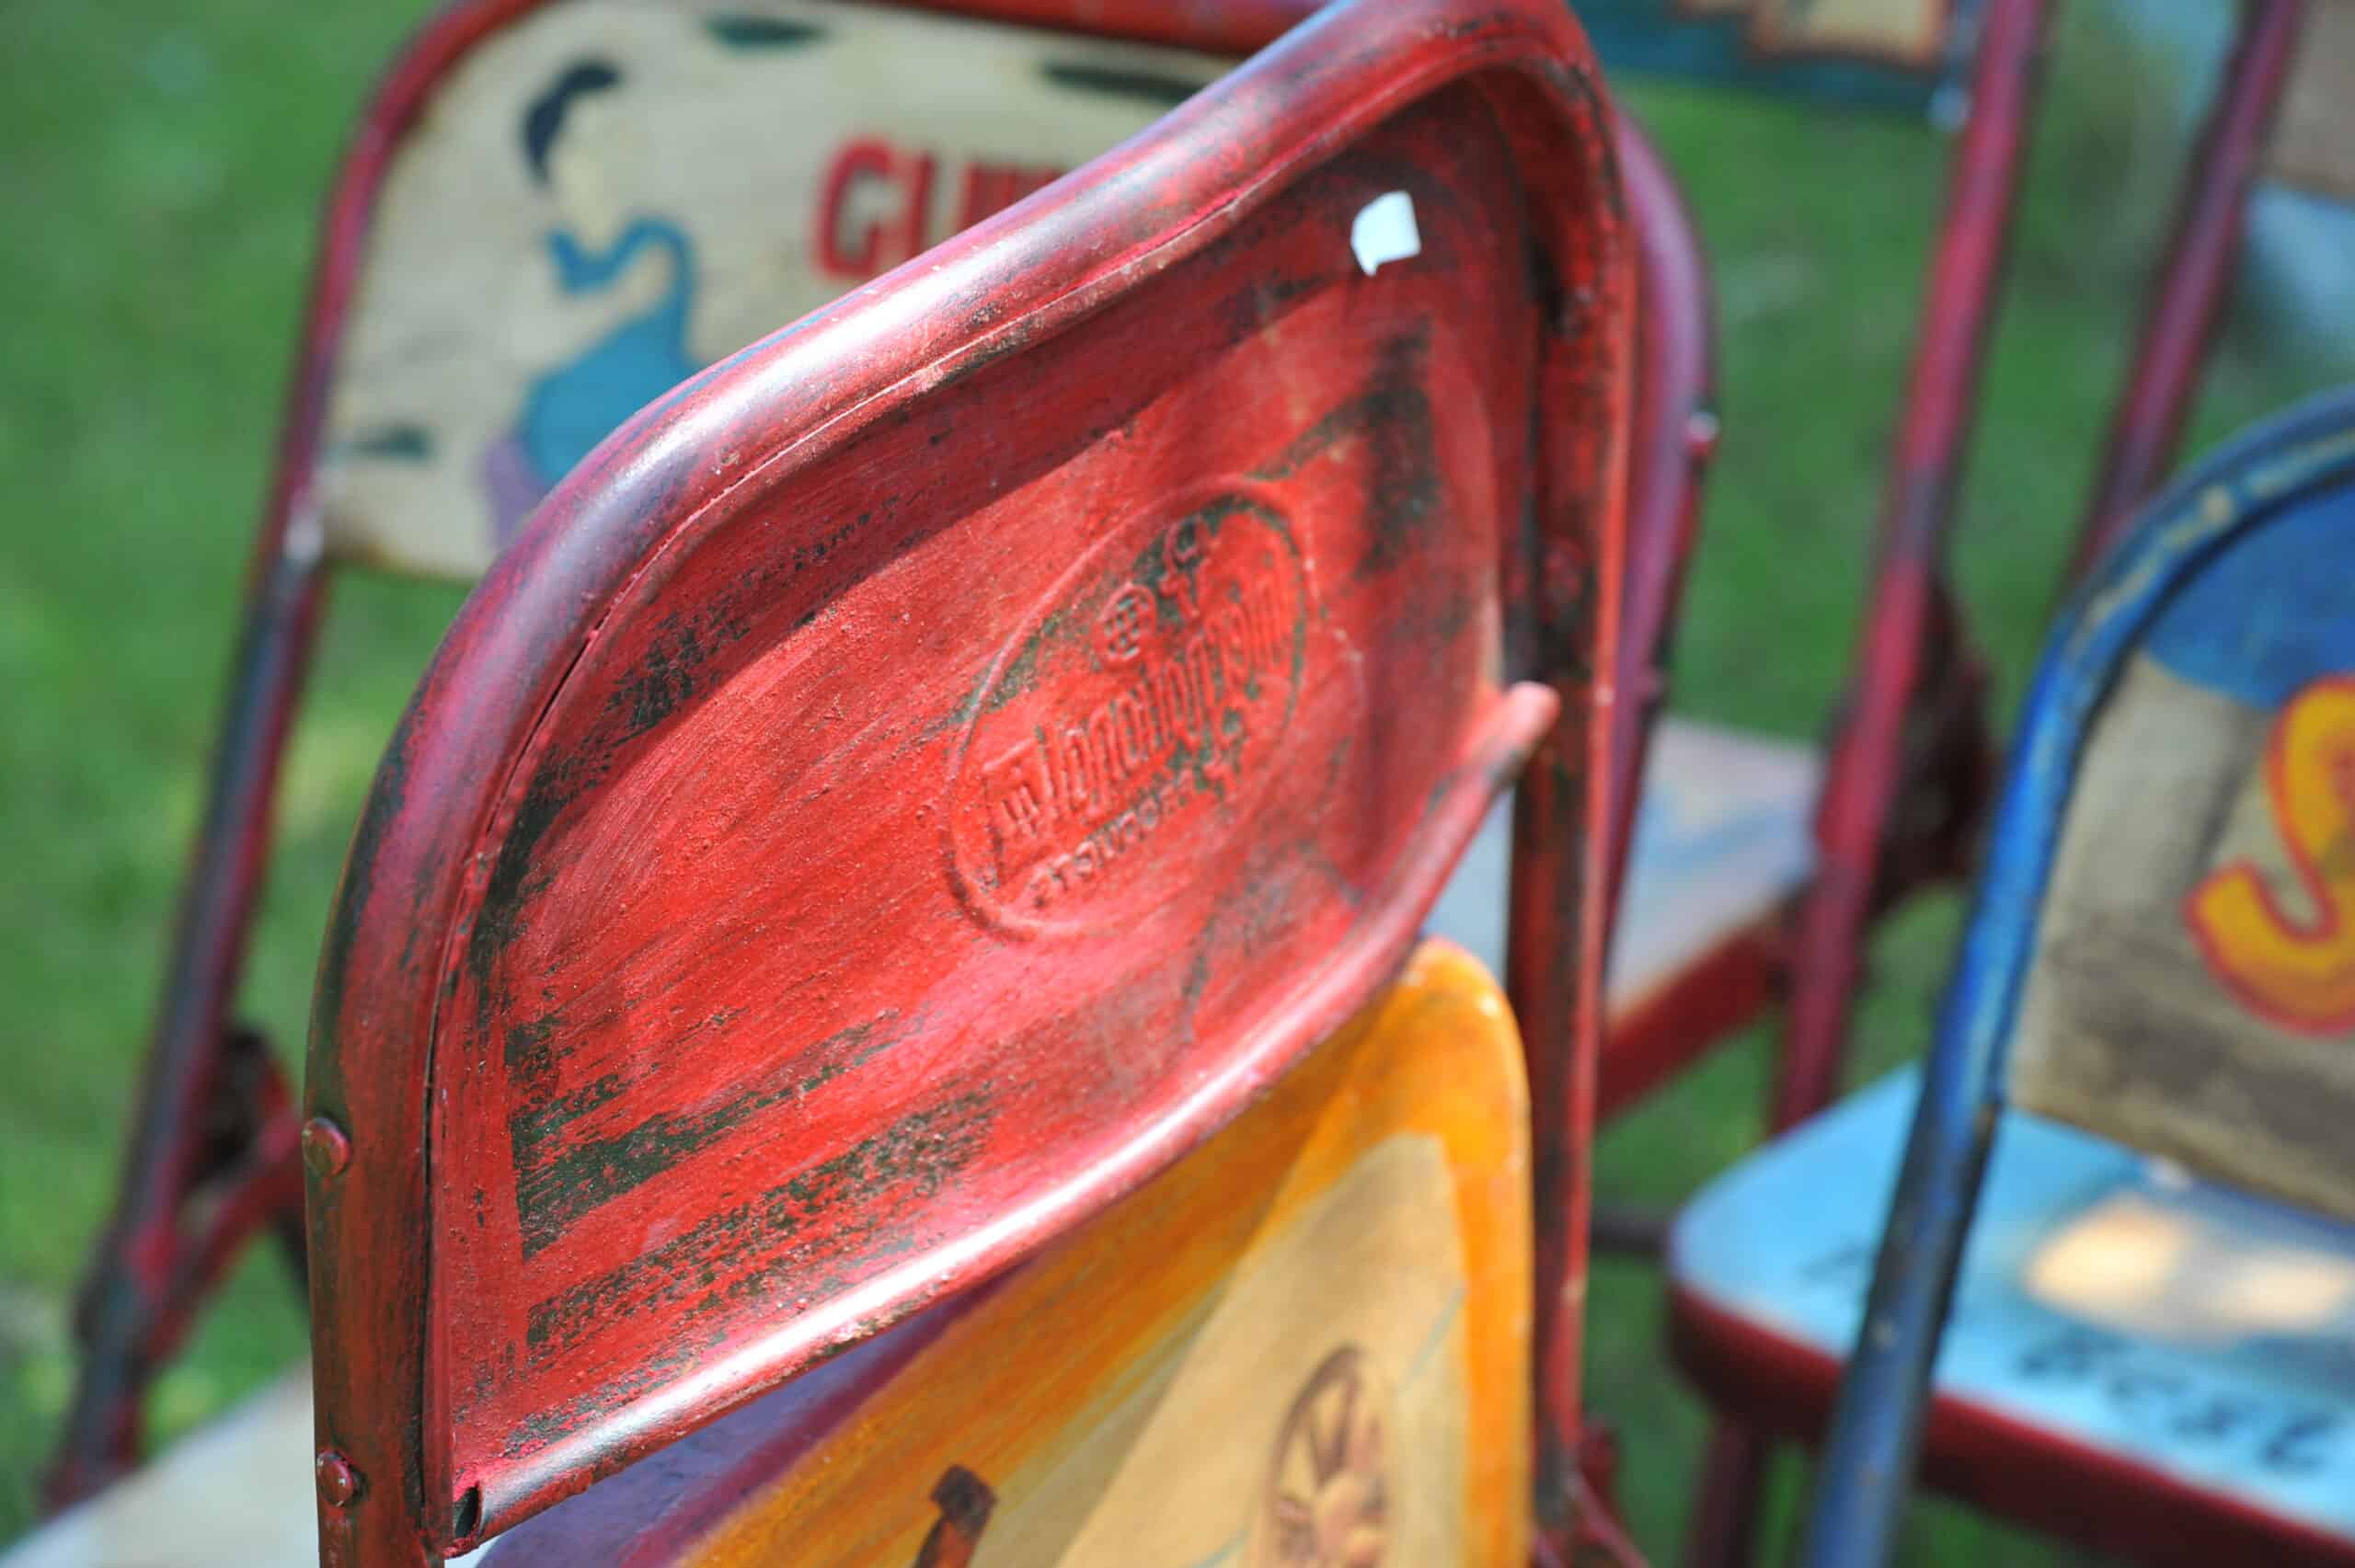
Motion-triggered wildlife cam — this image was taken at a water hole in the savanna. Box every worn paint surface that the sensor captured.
[317,0,1235,576]
[484,939,1531,1568]
[434,96,1543,1509]
[302,2,1630,1562]
[1670,1069,2355,1566]
[2012,474,2355,1219]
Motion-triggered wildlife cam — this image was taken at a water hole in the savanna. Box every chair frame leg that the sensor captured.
[1684,1423,1772,1568]
[1680,6,2055,1563]
[45,541,327,1509]
[1770,0,2057,1139]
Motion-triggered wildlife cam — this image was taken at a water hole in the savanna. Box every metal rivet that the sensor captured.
[1685,408,1721,463]
[316,1450,362,1507]
[302,1116,352,1178]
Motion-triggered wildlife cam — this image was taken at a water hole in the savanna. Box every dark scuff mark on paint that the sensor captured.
[1214,271,1323,341]
[706,16,827,50]
[1247,326,1437,580]
[505,1068,626,1172]
[339,423,434,461]
[466,759,572,996]
[504,1016,560,1102]
[1039,60,1208,109]
[523,1090,995,1358]
[606,601,755,744]
[512,1013,907,1256]
[462,508,878,1050]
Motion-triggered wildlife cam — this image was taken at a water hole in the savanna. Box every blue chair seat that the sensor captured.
[1670,1069,2355,1551]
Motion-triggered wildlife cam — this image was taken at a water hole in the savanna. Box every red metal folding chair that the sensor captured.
[17,1,1642,1562]
[41,0,1725,1516]
[302,1,1633,1560]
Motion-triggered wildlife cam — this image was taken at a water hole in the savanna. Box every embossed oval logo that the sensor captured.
[949,488,1311,934]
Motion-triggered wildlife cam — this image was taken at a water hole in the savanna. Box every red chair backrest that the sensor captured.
[302,3,1633,1562]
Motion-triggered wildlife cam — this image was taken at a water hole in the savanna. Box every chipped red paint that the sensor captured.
[303,5,1632,1565]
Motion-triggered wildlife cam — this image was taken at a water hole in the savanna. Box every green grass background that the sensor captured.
[0,0,2341,1559]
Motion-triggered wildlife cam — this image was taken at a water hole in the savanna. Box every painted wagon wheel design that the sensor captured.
[1249,1345,1391,1568]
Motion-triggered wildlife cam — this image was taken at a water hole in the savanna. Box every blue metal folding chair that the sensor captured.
[1671,385,2355,1567]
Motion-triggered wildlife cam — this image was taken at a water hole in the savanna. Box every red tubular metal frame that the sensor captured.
[1770,0,2313,1143]
[1687,0,2057,1562]
[48,210,345,1518]
[1604,109,1718,921]
[1516,97,1714,1557]
[1771,0,2054,1139]
[48,0,597,1506]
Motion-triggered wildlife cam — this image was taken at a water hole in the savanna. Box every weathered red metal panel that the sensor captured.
[303,3,1631,1561]
[435,112,1552,1504]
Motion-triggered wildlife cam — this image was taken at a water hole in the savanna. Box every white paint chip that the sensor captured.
[1350,190,1420,277]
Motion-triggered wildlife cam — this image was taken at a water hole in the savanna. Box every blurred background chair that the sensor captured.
[1635,4,2355,1560]
[1673,386,2355,1567]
